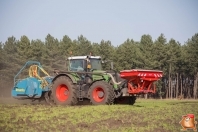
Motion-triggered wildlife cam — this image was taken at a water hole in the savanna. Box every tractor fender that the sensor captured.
[52,74,77,84]
[90,79,104,86]
[91,79,119,90]
[90,79,116,89]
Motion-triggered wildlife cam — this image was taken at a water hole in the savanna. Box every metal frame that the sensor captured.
[14,61,41,85]
[68,56,101,60]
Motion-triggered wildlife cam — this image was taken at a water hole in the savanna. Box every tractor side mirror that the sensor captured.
[101,60,108,63]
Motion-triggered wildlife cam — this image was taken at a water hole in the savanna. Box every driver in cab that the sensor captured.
[77,61,84,71]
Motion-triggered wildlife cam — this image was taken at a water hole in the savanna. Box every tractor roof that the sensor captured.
[68,56,101,60]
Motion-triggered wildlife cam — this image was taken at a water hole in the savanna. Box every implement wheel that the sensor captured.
[89,81,115,105]
[51,76,77,105]
[114,96,136,105]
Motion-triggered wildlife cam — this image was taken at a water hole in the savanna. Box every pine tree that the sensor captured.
[185,33,198,99]
[42,34,61,71]
[0,42,5,69]
[30,39,44,62]
[98,40,115,70]
[139,34,154,69]
[3,36,22,80]
[17,35,31,61]
[75,35,92,55]
[115,39,143,71]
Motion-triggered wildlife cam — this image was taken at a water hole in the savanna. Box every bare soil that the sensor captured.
[0,99,197,132]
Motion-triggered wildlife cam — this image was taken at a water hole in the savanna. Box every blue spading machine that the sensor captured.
[11,61,54,100]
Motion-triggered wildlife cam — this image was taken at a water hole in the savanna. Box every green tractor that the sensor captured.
[47,55,120,105]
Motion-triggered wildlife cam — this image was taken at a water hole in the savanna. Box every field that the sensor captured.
[0,98,197,132]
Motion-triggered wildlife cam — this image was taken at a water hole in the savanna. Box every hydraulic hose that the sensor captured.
[106,73,122,85]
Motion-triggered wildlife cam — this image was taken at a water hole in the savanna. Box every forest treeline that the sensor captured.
[0,33,198,99]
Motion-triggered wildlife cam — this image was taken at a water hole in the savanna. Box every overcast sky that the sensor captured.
[0,0,197,46]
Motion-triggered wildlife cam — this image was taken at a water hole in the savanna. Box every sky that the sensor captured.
[0,0,198,46]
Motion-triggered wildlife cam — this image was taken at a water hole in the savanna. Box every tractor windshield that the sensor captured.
[69,58,102,71]
[90,58,102,70]
[69,59,84,71]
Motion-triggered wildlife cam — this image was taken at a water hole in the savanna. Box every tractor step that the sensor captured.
[77,81,84,101]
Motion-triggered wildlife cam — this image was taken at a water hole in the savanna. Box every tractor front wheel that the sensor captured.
[51,76,77,105]
[89,81,115,105]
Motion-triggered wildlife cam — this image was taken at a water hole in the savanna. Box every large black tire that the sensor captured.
[44,91,55,105]
[89,81,115,105]
[114,96,136,105]
[51,76,78,105]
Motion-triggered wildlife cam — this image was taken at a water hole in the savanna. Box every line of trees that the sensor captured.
[0,33,198,99]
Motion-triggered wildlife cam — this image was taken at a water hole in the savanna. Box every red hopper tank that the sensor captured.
[120,69,163,94]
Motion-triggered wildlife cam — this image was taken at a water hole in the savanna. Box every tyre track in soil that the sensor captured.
[0,96,137,131]
[0,104,165,132]
[0,103,143,132]
[0,97,92,105]
[1,99,197,132]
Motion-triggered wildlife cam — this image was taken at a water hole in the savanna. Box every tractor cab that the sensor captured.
[67,55,102,72]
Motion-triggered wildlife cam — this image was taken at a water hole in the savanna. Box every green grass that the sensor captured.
[0,99,198,132]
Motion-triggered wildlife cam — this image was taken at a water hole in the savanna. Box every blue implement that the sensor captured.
[11,61,54,99]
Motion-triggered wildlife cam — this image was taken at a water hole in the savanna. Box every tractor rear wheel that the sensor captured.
[51,76,77,105]
[89,81,115,105]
